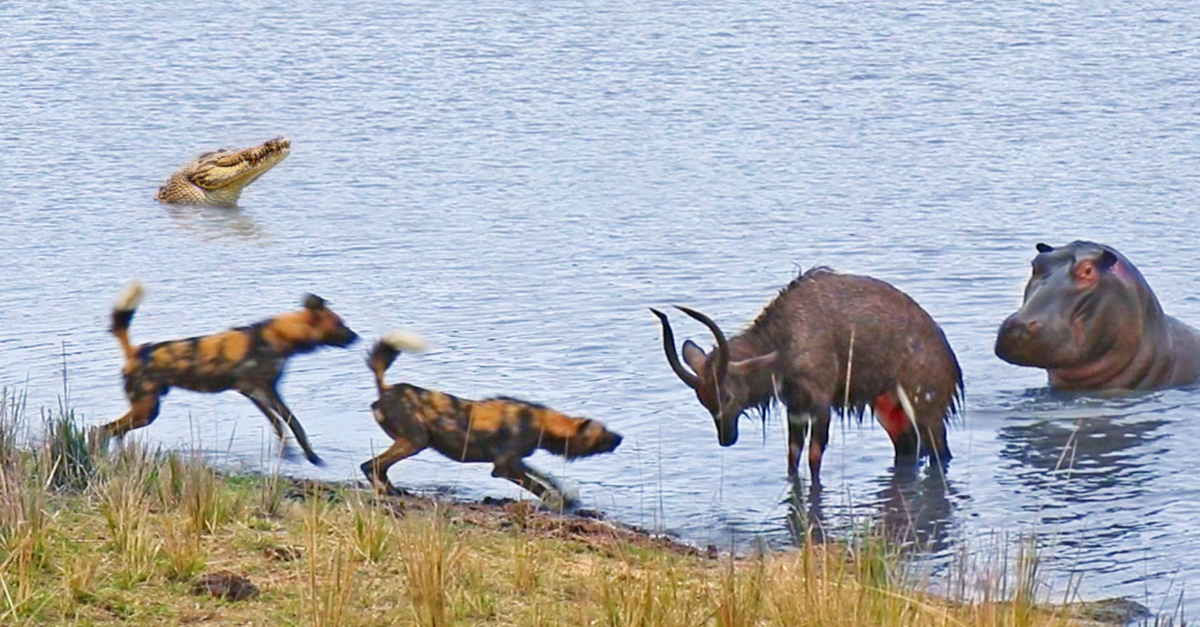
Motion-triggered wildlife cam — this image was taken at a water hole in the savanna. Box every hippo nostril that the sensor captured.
[1001,318,1041,339]
[1000,318,1025,339]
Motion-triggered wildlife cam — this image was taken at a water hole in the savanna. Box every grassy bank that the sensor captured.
[0,390,1129,626]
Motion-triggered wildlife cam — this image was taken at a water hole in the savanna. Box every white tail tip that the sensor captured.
[382,329,427,353]
[114,281,145,312]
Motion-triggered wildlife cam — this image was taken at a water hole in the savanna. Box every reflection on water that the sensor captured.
[999,414,1168,497]
[164,205,267,242]
[873,466,961,555]
[788,465,961,558]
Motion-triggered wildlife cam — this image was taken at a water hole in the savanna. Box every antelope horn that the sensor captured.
[675,305,729,383]
[650,309,701,389]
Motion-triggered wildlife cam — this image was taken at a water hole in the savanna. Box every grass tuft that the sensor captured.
[38,400,95,492]
[301,487,358,627]
[160,515,204,582]
[95,443,162,587]
[348,493,392,565]
[398,507,461,627]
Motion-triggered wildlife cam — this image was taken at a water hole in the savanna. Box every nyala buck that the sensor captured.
[362,332,623,508]
[653,267,963,485]
[100,281,359,465]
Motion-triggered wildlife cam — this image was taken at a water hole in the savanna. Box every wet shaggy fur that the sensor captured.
[361,335,623,505]
[654,267,963,485]
[99,282,359,465]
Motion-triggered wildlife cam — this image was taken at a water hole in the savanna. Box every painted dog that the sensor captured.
[98,281,358,465]
[361,332,623,508]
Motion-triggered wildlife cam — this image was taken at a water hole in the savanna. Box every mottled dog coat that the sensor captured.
[99,282,358,465]
[361,333,623,506]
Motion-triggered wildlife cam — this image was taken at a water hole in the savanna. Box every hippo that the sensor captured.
[995,241,1200,391]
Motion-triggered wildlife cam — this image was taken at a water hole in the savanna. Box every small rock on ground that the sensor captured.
[191,571,259,601]
[262,545,303,562]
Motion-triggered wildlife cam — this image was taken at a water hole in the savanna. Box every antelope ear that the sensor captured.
[729,351,778,375]
[681,340,708,375]
[1035,243,1054,254]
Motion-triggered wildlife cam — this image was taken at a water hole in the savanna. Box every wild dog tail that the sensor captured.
[369,330,427,392]
[111,281,145,360]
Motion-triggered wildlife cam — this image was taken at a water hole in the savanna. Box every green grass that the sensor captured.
[0,389,1139,626]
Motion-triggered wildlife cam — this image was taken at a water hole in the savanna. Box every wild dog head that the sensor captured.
[568,418,623,458]
[261,294,359,354]
[543,415,623,460]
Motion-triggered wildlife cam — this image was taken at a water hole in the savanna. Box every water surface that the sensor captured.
[3,0,1199,613]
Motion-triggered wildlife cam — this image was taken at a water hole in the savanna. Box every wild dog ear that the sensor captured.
[1035,243,1054,253]
[1096,249,1119,272]
[680,340,708,376]
[728,351,778,375]
[302,294,328,311]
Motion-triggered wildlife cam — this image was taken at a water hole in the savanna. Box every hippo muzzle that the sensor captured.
[995,313,1051,367]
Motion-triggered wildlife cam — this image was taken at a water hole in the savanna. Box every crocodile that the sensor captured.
[155,137,291,206]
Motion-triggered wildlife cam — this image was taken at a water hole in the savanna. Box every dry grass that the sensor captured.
[0,392,1137,626]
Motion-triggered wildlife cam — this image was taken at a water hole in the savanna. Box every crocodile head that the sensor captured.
[156,136,291,206]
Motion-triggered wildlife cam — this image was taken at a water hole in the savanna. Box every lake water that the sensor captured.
[3,0,1199,615]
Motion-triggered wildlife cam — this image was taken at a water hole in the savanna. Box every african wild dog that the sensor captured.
[361,332,623,507]
[98,281,359,465]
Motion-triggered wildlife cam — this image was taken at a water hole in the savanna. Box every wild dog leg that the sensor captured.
[492,458,572,510]
[96,395,162,441]
[360,439,422,496]
[241,392,292,453]
[259,387,323,466]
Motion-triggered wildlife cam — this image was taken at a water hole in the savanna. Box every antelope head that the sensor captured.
[651,307,778,447]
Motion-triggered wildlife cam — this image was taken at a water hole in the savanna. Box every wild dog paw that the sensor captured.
[537,490,570,512]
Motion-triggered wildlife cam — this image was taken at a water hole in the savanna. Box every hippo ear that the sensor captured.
[1096,250,1118,272]
[1035,243,1054,253]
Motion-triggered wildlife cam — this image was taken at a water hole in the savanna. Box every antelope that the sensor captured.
[652,267,963,485]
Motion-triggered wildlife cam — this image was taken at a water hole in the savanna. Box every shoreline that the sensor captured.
[256,471,1151,627]
[265,470,715,558]
[0,394,1158,625]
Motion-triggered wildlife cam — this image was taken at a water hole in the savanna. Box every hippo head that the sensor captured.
[995,241,1160,382]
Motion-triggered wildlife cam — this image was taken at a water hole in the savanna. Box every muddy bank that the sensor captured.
[273,473,714,559]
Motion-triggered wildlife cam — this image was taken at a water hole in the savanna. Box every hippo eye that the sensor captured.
[1074,261,1098,282]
